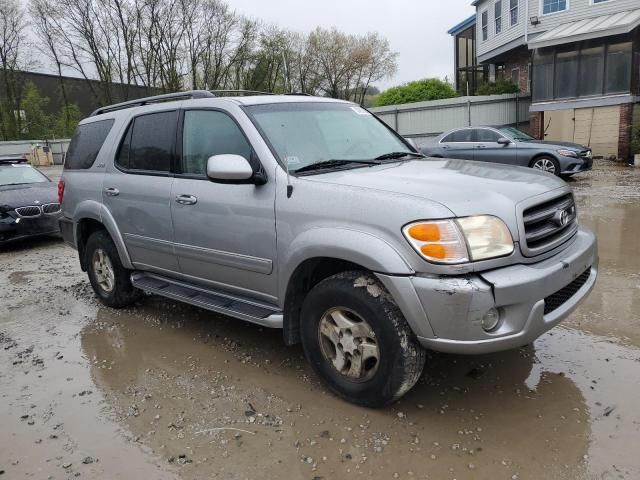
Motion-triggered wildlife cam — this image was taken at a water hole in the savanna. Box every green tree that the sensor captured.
[475,79,519,95]
[373,78,457,107]
[53,104,81,138]
[21,82,51,139]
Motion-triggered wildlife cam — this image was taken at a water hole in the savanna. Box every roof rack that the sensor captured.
[210,89,275,96]
[90,90,215,116]
[285,92,313,96]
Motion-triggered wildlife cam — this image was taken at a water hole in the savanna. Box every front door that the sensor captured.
[170,109,277,300]
[472,128,517,165]
[102,110,179,274]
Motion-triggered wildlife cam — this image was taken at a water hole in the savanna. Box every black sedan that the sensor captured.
[421,126,593,177]
[0,158,61,245]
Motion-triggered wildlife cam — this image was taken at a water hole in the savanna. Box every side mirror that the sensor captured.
[497,137,511,145]
[206,154,254,182]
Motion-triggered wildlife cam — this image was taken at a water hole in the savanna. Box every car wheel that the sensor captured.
[85,230,141,308]
[531,156,560,176]
[300,271,426,407]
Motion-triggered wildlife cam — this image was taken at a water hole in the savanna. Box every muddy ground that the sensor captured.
[1,162,639,480]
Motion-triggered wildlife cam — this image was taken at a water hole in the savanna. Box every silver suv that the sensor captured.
[59,91,598,407]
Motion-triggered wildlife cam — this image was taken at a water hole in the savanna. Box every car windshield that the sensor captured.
[496,127,535,141]
[0,164,49,186]
[246,102,413,172]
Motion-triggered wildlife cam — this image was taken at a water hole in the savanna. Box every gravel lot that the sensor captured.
[1,162,639,480]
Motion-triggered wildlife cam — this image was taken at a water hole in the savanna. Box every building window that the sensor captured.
[533,48,555,101]
[495,1,503,34]
[510,0,519,25]
[591,0,611,3]
[532,38,633,102]
[511,68,520,86]
[578,45,604,96]
[554,48,578,98]
[495,63,506,80]
[605,42,632,94]
[481,11,488,40]
[542,0,567,14]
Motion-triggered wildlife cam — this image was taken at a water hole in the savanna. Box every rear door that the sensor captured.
[102,110,180,274]
[472,128,517,164]
[439,129,475,160]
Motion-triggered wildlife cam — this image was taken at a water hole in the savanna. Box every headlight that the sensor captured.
[557,149,578,157]
[403,216,514,264]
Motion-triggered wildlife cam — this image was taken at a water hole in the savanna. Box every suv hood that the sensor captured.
[303,158,568,238]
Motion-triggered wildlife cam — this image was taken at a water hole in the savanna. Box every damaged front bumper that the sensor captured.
[0,212,61,245]
[377,227,598,354]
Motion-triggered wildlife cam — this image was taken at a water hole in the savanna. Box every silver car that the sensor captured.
[59,91,598,407]
[422,126,593,177]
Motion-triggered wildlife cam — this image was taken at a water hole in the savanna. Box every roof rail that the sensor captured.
[285,92,313,96]
[210,89,274,96]
[90,90,215,116]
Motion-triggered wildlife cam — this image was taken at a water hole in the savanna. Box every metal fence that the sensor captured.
[0,139,71,165]
[370,94,531,146]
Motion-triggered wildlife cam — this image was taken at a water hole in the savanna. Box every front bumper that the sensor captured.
[0,213,61,245]
[560,155,592,175]
[377,227,598,354]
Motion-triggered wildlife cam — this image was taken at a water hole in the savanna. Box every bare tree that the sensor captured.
[0,0,27,139]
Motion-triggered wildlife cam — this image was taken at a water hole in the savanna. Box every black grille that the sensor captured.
[42,203,61,214]
[544,268,591,315]
[15,206,42,217]
[522,193,577,253]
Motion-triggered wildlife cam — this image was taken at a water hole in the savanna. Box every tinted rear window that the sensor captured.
[116,111,176,172]
[65,119,115,169]
[442,129,473,142]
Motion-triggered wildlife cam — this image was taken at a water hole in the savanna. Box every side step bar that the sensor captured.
[131,272,283,328]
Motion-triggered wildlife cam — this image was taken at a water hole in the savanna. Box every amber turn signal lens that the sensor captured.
[408,223,441,242]
[420,244,446,259]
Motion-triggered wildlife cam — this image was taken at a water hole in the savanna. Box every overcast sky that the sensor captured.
[230,0,475,89]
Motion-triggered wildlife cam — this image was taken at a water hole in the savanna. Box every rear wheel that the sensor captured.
[85,230,141,308]
[300,271,426,407]
[531,156,560,176]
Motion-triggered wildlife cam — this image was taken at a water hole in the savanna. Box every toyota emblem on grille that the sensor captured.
[553,209,570,226]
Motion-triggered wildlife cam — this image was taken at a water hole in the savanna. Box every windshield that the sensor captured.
[246,102,412,172]
[0,164,49,186]
[496,127,534,141]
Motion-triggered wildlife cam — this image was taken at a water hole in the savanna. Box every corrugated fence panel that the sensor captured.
[0,139,71,165]
[371,94,531,140]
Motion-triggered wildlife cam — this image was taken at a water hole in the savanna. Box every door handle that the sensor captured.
[442,145,450,149]
[175,194,197,205]
[476,145,487,149]
[104,187,120,196]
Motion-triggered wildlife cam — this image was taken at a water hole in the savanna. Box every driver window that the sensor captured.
[182,110,252,176]
[474,129,501,142]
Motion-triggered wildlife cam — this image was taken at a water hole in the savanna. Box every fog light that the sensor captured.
[481,308,500,332]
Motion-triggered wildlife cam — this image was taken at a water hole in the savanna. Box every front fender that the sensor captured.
[71,200,133,269]
[278,227,414,301]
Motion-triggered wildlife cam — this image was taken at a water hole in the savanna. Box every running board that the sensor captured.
[130,272,283,328]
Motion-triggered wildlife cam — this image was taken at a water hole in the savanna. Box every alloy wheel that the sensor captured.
[318,307,380,382]
[92,249,115,293]
[533,158,557,174]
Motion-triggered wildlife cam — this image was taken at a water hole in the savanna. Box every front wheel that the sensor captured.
[530,156,561,176]
[85,230,141,308]
[300,271,426,407]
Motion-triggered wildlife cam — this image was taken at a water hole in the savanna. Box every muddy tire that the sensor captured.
[300,271,426,407]
[85,230,141,308]
[530,156,561,176]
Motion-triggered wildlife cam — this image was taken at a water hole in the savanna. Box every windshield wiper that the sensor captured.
[374,151,425,160]
[294,159,381,174]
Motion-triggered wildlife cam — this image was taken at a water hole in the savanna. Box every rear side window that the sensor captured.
[64,119,115,169]
[442,129,473,143]
[116,111,177,172]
